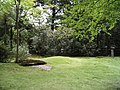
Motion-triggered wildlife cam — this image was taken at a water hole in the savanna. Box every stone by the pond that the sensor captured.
[32,65,52,71]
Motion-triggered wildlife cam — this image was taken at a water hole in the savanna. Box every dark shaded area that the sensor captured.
[117,88,120,90]
[0,45,10,62]
[18,59,47,66]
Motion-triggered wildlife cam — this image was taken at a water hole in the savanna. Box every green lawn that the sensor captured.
[0,56,120,90]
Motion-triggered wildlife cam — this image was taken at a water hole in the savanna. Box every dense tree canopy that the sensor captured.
[63,0,120,41]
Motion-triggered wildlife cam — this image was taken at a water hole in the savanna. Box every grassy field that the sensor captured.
[0,56,120,90]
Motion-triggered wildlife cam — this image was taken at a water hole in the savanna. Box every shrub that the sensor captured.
[0,45,9,62]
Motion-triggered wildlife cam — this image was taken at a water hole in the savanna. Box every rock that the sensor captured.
[18,59,47,66]
[32,65,52,71]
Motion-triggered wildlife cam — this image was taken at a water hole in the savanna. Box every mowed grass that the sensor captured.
[0,56,120,90]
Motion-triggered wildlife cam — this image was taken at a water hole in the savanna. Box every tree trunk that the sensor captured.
[10,27,13,50]
[51,7,55,31]
[15,0,20,63]
[4,18,7,45]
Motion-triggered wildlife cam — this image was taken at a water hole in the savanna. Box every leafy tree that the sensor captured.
[63,0,120,41]
[15,0,35,62]
[0,0,35,62]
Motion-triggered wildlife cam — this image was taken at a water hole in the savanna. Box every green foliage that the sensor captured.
[28,23,120,56]
[28,26,73,56]
[21,0,34,10]
[28,26,98,56]
[0,0,15,26]
[63,0,120,41]
[0,0,35,61]
[0,0,120,58]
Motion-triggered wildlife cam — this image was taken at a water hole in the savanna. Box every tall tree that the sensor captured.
[15,0,21,62]
[14,0,34,62]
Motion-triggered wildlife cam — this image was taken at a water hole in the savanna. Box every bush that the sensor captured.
[28,25,111,57]
[0,45,10,62]
[28,26,97,56]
